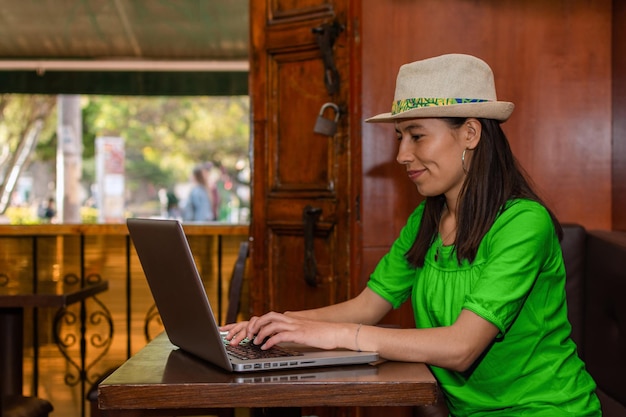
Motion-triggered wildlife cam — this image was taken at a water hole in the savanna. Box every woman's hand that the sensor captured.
[220,312,353,351]
[219,320,253,346]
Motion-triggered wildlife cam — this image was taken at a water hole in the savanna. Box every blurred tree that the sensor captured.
[82,95,250,207]
[0,94,57,214]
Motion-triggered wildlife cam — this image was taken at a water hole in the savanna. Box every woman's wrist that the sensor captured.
[354,323,363,352]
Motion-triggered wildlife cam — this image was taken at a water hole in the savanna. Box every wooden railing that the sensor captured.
[0,222,249,417]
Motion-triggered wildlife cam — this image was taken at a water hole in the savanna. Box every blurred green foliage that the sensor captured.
[1,94,250,218]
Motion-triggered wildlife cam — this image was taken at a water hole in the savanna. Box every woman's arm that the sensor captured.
[250,308,498,372]
[222,289,498,372]
[355,309,499,372]
[284,287,393,325]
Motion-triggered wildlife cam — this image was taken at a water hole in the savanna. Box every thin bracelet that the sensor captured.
[355,323,363,352]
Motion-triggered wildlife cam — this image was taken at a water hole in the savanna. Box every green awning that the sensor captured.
[0,70,248,96]
[0,0,249,96]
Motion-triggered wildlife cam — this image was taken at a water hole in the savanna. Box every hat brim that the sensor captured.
[365,101,515,123]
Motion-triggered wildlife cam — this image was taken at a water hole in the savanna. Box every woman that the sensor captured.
[221,54,601,415]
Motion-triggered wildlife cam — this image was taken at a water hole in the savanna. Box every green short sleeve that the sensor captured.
[462,200,562,335]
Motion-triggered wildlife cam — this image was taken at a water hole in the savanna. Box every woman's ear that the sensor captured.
[464,118,482,150]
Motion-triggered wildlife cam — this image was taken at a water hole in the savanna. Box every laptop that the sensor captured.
[126,217,379,372]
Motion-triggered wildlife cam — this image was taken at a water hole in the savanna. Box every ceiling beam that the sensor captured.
[0,60,249,74]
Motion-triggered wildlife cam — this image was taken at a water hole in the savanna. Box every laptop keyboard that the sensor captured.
[225,342,303,360]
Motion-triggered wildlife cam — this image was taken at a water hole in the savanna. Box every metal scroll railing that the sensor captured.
[0,223,249,417]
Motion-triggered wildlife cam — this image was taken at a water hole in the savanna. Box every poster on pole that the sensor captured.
[95,136,125,223]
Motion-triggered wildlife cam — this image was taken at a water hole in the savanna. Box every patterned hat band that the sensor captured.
[391,98,490,115]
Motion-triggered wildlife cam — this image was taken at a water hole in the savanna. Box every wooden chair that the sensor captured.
[0,367,54,417]
[86,241,249,417]
[224,241,249,326]
[1,395,53,417]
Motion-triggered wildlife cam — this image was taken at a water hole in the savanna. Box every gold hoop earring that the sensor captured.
[462,149,469,174]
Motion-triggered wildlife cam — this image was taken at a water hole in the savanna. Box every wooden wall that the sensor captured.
[358,0,614,298]
[613,0,626,231]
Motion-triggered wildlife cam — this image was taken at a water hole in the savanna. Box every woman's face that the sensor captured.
[395,118,470,200]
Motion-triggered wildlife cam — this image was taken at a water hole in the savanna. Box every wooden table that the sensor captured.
[98,333,439,417]
[0,279,109,397]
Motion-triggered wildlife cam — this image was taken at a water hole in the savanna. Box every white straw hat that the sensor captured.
[366,54,514,123]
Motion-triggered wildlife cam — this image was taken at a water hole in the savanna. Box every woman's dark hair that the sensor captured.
[405,117,563,267]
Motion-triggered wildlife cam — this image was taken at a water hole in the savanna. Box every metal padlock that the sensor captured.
[313,102,340,136]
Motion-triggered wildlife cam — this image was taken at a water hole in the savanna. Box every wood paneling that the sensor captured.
[359,0,613,289]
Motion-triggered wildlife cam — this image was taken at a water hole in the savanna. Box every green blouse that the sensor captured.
[368,199,601,416]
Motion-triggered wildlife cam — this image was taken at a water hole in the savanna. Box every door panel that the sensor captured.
[250,0,353,319]
[271,56,334,191]
[269,222,338,311]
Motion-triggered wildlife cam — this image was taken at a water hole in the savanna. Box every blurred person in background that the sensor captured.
[182,165,214,222]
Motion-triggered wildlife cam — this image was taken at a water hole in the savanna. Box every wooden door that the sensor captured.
[249,0,359,316]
